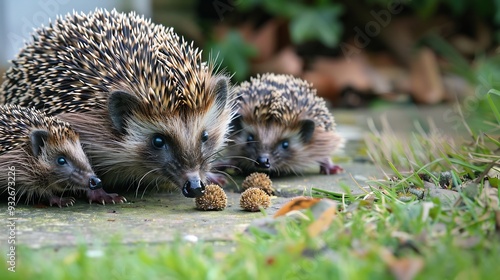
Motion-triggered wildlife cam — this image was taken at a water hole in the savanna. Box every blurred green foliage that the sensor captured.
[207,0,500,83]
[206,31,258,81]
[238,0,344,47]
[366,0,499,20]
[206,0,343,81]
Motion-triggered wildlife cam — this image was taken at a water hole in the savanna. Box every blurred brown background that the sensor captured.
[1,0,499,110]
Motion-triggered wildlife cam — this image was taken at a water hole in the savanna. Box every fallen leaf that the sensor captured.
[381,248,424,280]
[251,47,303,76]
[388,257,425,280]
[311,56,373,92]
[307,202,337,237]
[273,196,321,218]
[410,47,445,104]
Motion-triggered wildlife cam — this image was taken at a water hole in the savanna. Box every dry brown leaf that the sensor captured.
[251,47,303,76]
[410,47,445,104]
[312,56,373,92]
[381,248,424,280]
[302,70,339,101]
[273,196,321,218]
[249,19,282,62]
[388,257,425,280]
[307,203,337,237]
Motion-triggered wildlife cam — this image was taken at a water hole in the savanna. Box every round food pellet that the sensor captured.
[195,184,227,211]
[241,172,274,195]
[240,187,271,212]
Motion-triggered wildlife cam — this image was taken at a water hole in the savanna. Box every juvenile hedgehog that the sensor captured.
[0,9,235,198]
[0,104,121,206]
[225,73,344,175]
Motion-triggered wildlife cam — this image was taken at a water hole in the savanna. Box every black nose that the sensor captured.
[255,156,271,168]
[89,176,102,190]
[182,179,205,198]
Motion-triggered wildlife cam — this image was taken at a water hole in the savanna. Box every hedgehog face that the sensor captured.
[122,122,208,198]
[30,129,102,192]
[107,76,232,198]
[116,111,228,198]
[231,118,315,174]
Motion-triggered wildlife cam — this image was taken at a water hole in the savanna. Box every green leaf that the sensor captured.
[495,0,500,24]
[443,0,468,15]
[487,89,500,124]
[262,0,304,17]
[489,177,500,188]
[237,0,264,11]
[411,0,440,18]
[289,6,343,47]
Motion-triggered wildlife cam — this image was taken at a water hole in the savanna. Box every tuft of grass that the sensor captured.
[364,117,459,174]
[364,87,500,198]
[2,186,500,279]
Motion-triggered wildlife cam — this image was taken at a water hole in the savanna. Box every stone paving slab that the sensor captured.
[0,160,379,249]
[0,105,465,248]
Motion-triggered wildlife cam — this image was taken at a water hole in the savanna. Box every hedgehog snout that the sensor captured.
[69,169,102,190]
[89,176,102,190]
[182,174,206,198]
[255,155,271,169]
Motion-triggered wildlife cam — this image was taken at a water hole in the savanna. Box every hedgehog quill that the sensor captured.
[0,9,236,198]
[0,104,124,206]
[224,73,344,176]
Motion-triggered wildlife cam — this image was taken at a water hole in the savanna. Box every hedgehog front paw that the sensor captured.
[87,189,127,205]
[319,161,344,175]
[49,196,76,207]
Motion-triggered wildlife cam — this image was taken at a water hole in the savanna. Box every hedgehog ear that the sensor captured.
[213,76,229,108]
[30,129,49,157]
[299,119,315,143]
[108,91,140,134]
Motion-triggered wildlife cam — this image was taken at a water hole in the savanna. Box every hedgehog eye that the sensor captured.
[281,140,289,149]
[247,134,254,143]
[56,156,67,166]
[152,134,167,149]
[201,131,209,143]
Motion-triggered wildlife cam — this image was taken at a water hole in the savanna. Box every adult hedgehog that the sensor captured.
[1,9,235,198]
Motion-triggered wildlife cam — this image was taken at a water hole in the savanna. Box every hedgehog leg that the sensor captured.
[48,196,76,207]
[87,189,127,205]
[319,158,344,175]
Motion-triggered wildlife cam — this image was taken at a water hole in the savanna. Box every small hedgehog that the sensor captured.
[241,172,274,195]
[240,187,271,212]
[225,73,344,175]
[1,9,235,198]
[195,184,227,211]
[0,104,122,206]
